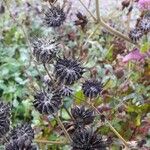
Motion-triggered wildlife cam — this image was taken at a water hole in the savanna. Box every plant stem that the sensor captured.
[100,19,132,43]
[78,0,97,21]
[34,139,68,145]
[89,103,129,148]
[78,0,137,46]
[95,0,100,21]
[56,114,72,142]
[43,64,53,81]
[95,0,132,43]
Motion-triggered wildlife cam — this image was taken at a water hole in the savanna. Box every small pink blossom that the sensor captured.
[122,49,146,63]
[138,0,150,11]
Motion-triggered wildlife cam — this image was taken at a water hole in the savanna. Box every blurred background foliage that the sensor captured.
[0,0,150,149]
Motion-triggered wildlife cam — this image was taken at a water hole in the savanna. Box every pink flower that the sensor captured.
[122,49,146,63]
[138,0,150,11]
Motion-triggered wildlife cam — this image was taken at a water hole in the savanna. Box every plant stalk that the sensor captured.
[34,139,68,145]
[56,115,72,142]
[43,64,53,81]
[90,102,129,148]
[78,0,137,46]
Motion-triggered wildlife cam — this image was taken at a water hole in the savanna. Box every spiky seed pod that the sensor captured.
[144,12,150,20]
[6,123,34,150]
[54,58,85,85]
[82,79,102,99]
[128,28,143,43]
[0,102,11,139]
[56,86,73,97]
[44,6,66,27]
[5,141,18,150]
[5,141,38,150]
[72,129,107,150]
[33,91,62,115]
[71,106,94,128]
[75,12,88,29]
[32,37,60,64]
[139,18,150,32]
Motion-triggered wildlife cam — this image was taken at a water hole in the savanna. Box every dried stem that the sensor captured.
[89,102,129,149]
[78,0,137,46]
[95,0,100,21]
[56,114,72,142]
[43,64,53,81]
[34,139,68,145]
[78,0,97,21]
[100,19,132,43]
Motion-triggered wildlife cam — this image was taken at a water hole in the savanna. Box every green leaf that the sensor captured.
[13,98,19,108]
[135,114,141,126]
[74,90,86,105]
[140,42,150,53]
[61,109,70,120]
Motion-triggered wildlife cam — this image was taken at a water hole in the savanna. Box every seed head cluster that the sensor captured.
[56,85,73,97]
[5,123,36,150]
[71,106,95,129]
[129,13,150,42]
[54,58,85,85]
[139,18,150,32]
[32,37,60,64]
[44,6,66,27]
[0,102,11,139]
[82,79,102,99]
[129,28,143,43]
[33,90,62,115]
[72,129,107,150]
[5,1,146,149]
[30,14,106,147]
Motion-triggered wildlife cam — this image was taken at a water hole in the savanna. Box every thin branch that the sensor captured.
[34,139,69,145]
[89,103,129,149]
[43,64,53,81]
[95,0,100,21]
[78,0,97,22]
[100,19,134,44]
[78,0,137,46]
[56,114,72,142]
